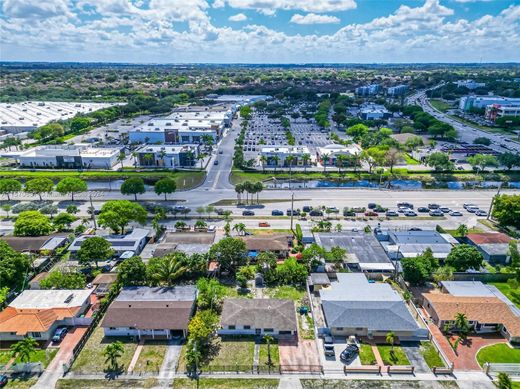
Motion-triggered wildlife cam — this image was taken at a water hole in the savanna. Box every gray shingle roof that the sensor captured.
[220,298,297,331]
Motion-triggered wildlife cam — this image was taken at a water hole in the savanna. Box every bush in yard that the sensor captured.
[445,244,484,272]
[402,248,439,286]
[0,240,30,290]
[40,271,86,289]
[11,202,41,214]
[188,310,219,347]
[275,257,308,285]
[14,210,53,236]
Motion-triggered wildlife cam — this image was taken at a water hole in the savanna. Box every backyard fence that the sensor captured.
[484,363,520,376]
[176,364,323,375]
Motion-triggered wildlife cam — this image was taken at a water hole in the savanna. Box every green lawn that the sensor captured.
[430,99,452,113]
[266,286,306,302]
[476,343,520,366]
[259,342,280,368]
[359,344,377,365]
[403,154,420,165]
[444,226,485,238]
[221,283,253,299]
[172,378,279,389]
[4,377,38,389]
[488,282,520,309]
[205,338,255,372]
[133,341,167,373]
[71,327,138,373]
[420,341,445,368]
[0,348,57,368]
[56,378,158,389]
[301,380,459,389]
[377,345,411,366]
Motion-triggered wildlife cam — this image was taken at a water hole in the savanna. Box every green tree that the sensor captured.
[209,237,247,273]
[24,178,54,201]
[117,256,147,286]
[98,200,147,234]
[40,271,86,289]
[492,194,520,229]
[0,287,8,309]
[386,331,396,351]
[121,177,145,201]
[454,312,470,342]
[401,248,439,286]
[66,205,79,214]
[446,244,484,272]
[0,179,22,200]
[147,253,188,286]
[196,278,226,311]
[0,240,30,290]
[10,337,38,363]
[498,152,520,170]
[53,212,77,231]
[188,310,219,345]
[2,204,12,218]
[467,154,498,173]
[275,257,308,285]
[346,123,369,142]
[425,152,454,171]
[14,210,53,236]
[103,341,124,372]
[264,335,274,367]
[55,177,87,201]
[232,222,246,236]
[77,236,114,268]
[456,224,468,237]
[497,372,513,389]
[154,178,176,200]
[433,266,454,283]
[70,117,91,132]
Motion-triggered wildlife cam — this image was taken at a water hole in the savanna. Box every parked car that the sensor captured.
[323,336,335,357]
[271,210,284,216]
[339,344,359,363]
[242,210,255,216]
[404,210,417,217]
[215,208,226,215]
[476,210,488,216]
[449,211,463,216]
[386,210,399,217]
[367,203,377,209]
[258,222,270,227]
[439,207,451,213]
[326,207,339,213]
[429,210,443,216]
[310,210,323,217]
[0,375,7,388]
[466,206,479,213]
[213,160,219,165]
[417,207,429,213]
[397,202,414,209]
[302,205,313,213]
[364,211,379,217]
[428,203,440,209]
[219,150,223,154]
[463,203,478,210]
[52,327,68,343]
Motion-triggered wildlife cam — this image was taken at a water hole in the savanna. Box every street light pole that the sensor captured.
[487,183,502,221]
[290,192,295,234]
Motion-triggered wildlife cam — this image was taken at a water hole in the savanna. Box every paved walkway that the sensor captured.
[278,376,303,389]
[253,342,260,370]
[127,339,145,373]
[157,339,183,388]
[368,342,384,367]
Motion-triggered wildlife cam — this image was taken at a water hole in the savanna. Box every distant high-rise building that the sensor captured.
[355,84,381,96]
[387,85,408,96]
[459,95,520,111]
[455,80,486,90]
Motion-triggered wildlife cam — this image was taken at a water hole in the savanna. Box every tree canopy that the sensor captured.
[401,248,439,286]
[77,236,114,267]
[97,200,147,234]
[445,244,484,272]
[0,240,30,291]
[154,177,176,200]
[209,237,247,273]
[24,178,54,200]
[14,210,53,236]
[117,256,147,287]
[121,177,145,201]
[0,179,22,200]
[492,194,520,229]
[56,177,87,201]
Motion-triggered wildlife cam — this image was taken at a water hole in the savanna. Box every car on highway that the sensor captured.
[52,327,68,343]
[242,210,255,216]
[476,210,488,217]
[449,211,463,216]
[339,344,359,363]
[417,207,429,213]
[386,210,399,217]
[271,210,283,216]
[213,160,219,165]
[258,222,270,227]
[429,210,444,217]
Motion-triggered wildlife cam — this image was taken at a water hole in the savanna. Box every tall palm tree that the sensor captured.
[151,255,188,286]
[263,335,274,367]
[454,312,470,342]
[159,150,167,167]
[117,152,125,170]
[286,155,295,176]
[272,155,280,173]
[233,223,246,236]
[260,155,267,173]
[10,337,38,364]
[131,151,138,167]
[103,341,124,372]
[302,153,311,173]
[456,224,468,237]
[386,331,396,351]
[254,182,263,204]
[235,183,243,204]
[321,153,330,173]
[143,153,154,167]
[197,153,206,169]
[336,154,347,174]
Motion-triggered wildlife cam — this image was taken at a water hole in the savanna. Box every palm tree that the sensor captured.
[10,337,38,364]
[260,155,267,173]
[272,155,280,173]
[456,224,468,237]
[197,153,206,169]
[263,335,274,367]
[321,153,330,173]
[254,182,263,204]
[235,183,243,204]
[143,153,154,167]
[302,153,311,173]
[454,312,470,342]
[233,223,246,236]
[117,152,125,170]
[336,154,347,174]
[286,155,295,176]
[242,181,253,205]
[335,223,342,233]
[386,331,396,351]
[185,150,195,167]
[131,151,138,167]
[151,255,187,286]
[159,149,167,167]
[103,341,124,372]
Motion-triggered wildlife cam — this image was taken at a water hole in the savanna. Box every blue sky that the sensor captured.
[1,0,519,63]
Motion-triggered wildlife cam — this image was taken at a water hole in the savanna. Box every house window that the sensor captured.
[31,332,42,338]
[109,327,116,330]
[336,327,344,331]
[228,326,236,330]
[129,327,136,330]
[10,332,16,336]
[264,328,273,332]
[244,326,251,330]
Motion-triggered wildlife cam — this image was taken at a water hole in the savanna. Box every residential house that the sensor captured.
[0,289,93,341]
[240,234,292,259]
[319,273,427,340]
[219,299,297,338]
[69,228,150,258]
[101,286,197,339]
[466,232,514,264]
[2,234,68,254]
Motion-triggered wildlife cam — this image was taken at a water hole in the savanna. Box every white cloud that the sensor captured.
[290,13,340,24]
[454,0,493,2]
[228,13,247,22]
[2,0,73,19]
[216,0,357,13]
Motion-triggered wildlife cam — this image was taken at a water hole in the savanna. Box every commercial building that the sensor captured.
[319,273,426,340]
[355,84,381,96]
[260,145,311,167]
[7,144,121,169]
[0,289,93,341]
[128,119,219,145]
[69,228,150,258]
[422,281,520,343]
[387,85,408,96]
[459,95,520,111]
[101,286,197,339]
[219,299,297,338]
[0,101,120,134]
[485,104,520,121]
[455,80,486,90]
[358,104,391,120]
[134,144,200,168]
[376,229,457,260]
[316,144,361,167]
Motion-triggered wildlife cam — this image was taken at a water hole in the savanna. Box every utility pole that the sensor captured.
[89,194,97,229]
[487,183,502,221]
[290,192,295,234]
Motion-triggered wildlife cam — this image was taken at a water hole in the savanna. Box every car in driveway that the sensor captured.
[339,344,359,363]
[271,210,283,216]
[52,327,68,343]
[242,210,255,216]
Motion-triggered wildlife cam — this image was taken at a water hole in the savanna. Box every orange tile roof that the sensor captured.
[422,293,520,337]
[0,306,81,336]
[466,232,512,245]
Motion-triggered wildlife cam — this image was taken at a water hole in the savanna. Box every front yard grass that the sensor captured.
[173,378,279,389]
[259,342,280,368]
[133,340,167,373]
[266,286,306,301]
[359,344,377,365]
[476,343,520,366]
[377,345,411,366]
[419,341,445,368]
[4,377,38,389]
[71,327,137,373]
[221,283,253,299]
[56,378,158,389]
[488,282,520,309]
[0,348,57,368]
[204,338,255,372]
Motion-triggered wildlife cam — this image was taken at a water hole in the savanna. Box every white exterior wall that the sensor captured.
[104,327,175,338]
[218,325,295,337]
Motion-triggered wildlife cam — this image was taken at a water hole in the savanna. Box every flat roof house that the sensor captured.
[69,228,150,257]
[320,273,426,340]
[260,146,311,167]
[0,289,93,341]
[219,299,297,338]
[101,286,197,339]
[377,229,457,259]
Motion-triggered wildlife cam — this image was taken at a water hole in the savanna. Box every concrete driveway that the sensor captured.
[400,341,430,373]
[279,339,321,373]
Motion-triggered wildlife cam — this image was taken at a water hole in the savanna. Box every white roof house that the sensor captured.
[9,289,93,310]
[69,228,150,256]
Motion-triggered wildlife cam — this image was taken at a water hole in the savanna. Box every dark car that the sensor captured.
[340,344,359,363]
[215,208,226,215]
[0,375,7,388]
[302,206,313,213]
[367,203,377,209]
[286,209,300,216]
[242,210,255,216]
[219,150,224,154]
[271,210,284,216]
[309,210,323,217]
[439,207,451,213]
[417,207,429,213]
[397,202,414,209]
[428,203,440,209]
[52,327,68,343]
[213,160,219,165]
